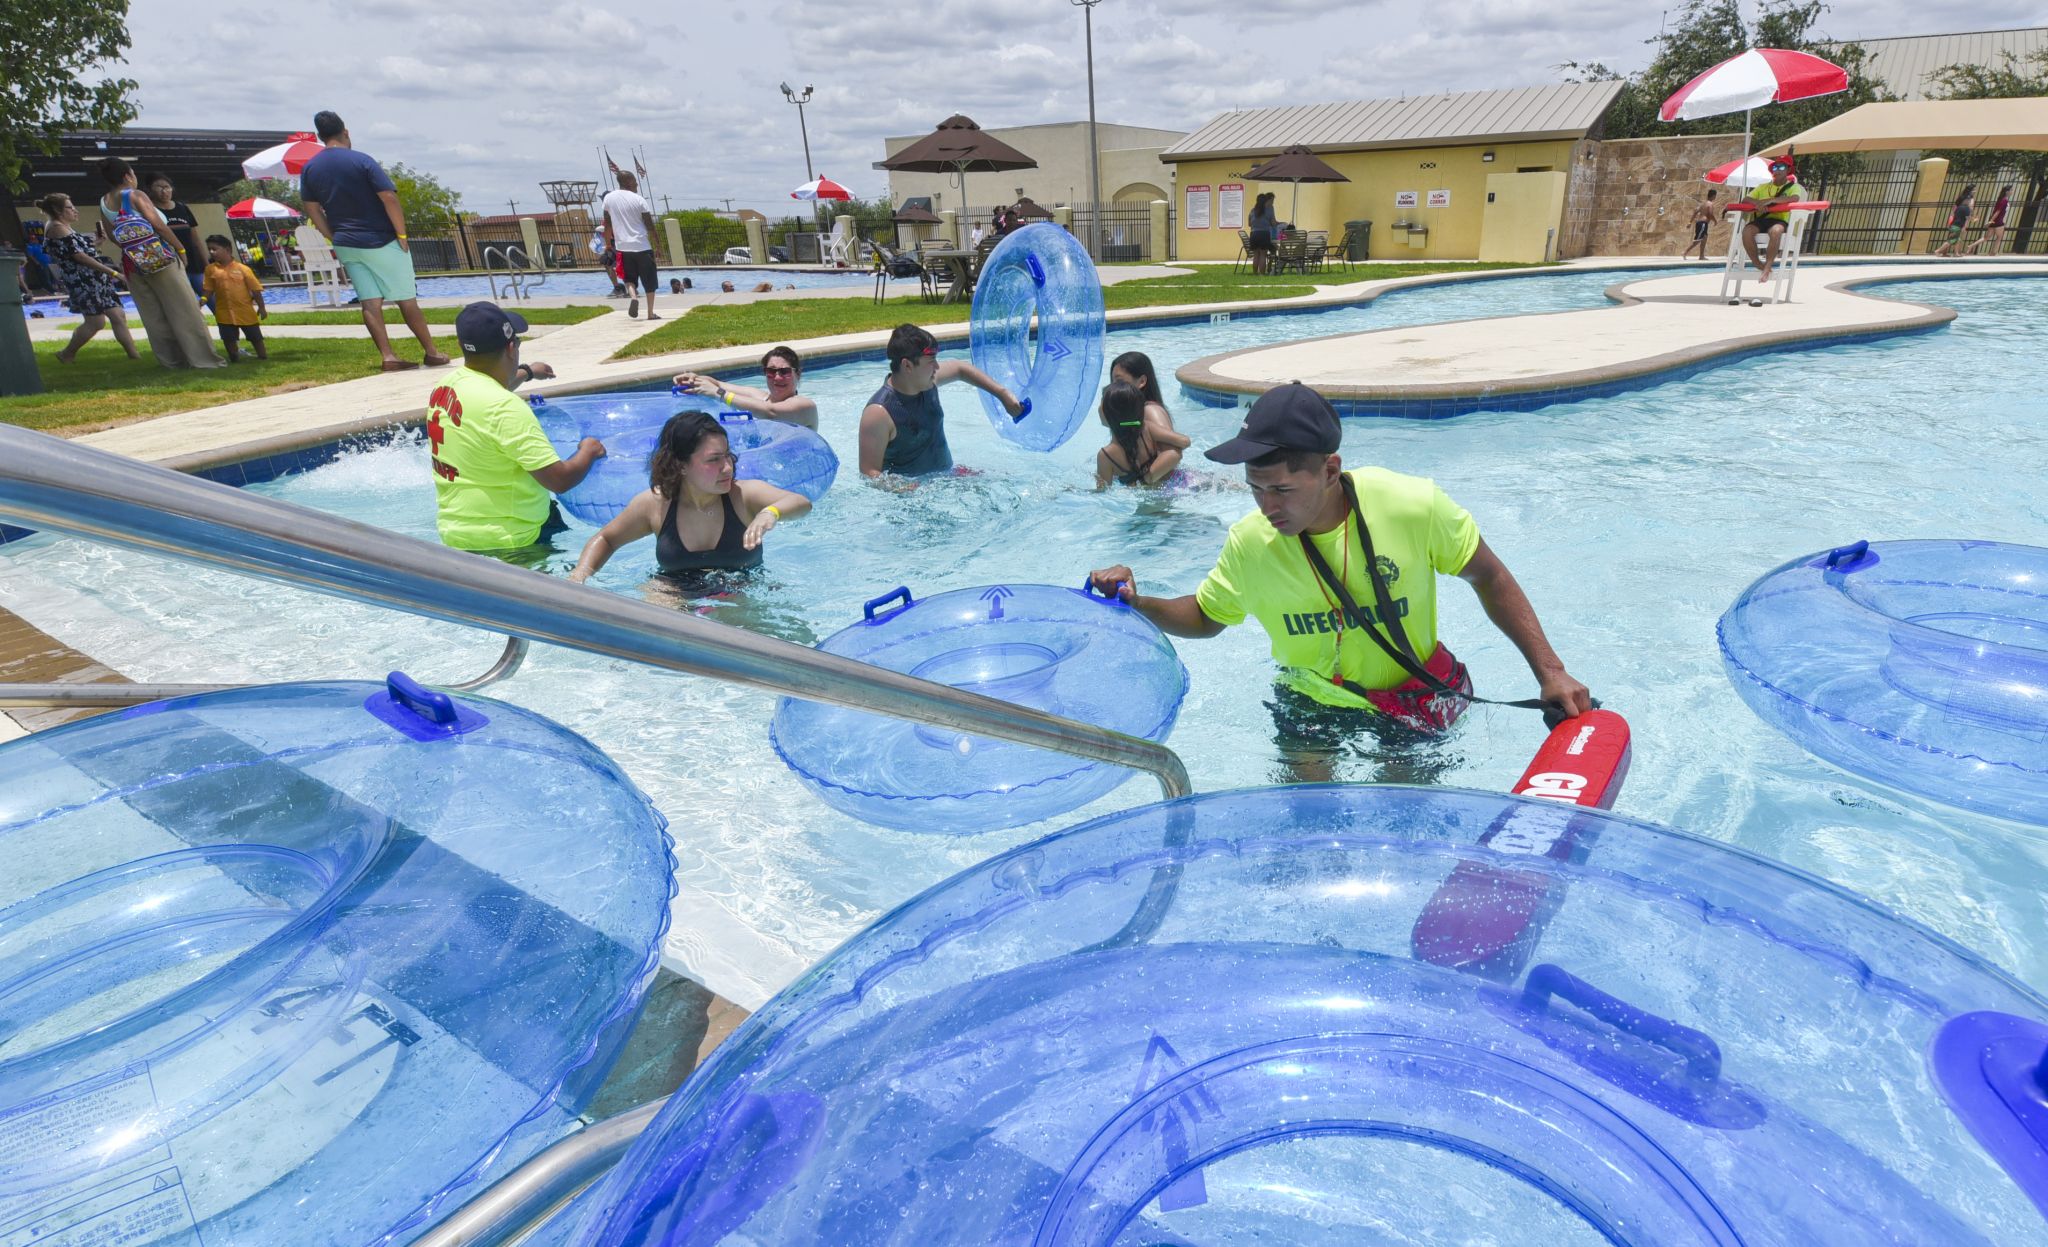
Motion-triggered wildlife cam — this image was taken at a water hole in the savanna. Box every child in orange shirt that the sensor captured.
[202,235,267,361]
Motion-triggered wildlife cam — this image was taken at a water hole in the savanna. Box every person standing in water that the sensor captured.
[858,323,1021,481]
[568,410,809,589]
[1094,381,1185,488]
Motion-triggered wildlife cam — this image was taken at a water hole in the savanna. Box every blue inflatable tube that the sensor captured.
[531,392,838,526]
[969,223,1105,453]
[770,581,1187,833]
[569,785,2048,1246]
[0,677,676,1245]
[1719,539,2048,825]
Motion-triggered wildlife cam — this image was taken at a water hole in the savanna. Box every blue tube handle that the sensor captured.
[1825,540,1870,570]
[1523,963,1722,1083]
[1026,253,1046,287]
[862,586,914,622]
[384,671,459,726]
[1080,574,1128,604]
[670,382,686,396]
[529,394,548,407]
[1010,397,1033,424]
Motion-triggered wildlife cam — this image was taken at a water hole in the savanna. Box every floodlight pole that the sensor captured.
[1072,0,1105,261]
[781,83,822,233]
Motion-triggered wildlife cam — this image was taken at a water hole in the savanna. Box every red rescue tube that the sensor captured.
[1410,710,1633,980]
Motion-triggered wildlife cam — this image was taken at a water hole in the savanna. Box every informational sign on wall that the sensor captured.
[1394,190,1419,209]
[1185,185,1212,230]
[1427,189,1452,208]
[1217,184,1244,230]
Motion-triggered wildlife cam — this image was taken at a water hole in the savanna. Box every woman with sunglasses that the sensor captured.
[568,410,810,591]
[673,345,817,429]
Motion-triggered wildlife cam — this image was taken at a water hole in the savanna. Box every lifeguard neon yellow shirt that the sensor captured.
[1196,466,1480,709]
[427,367,561,550]
[1746,179,1806,224]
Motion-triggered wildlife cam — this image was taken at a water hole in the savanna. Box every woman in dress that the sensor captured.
[96,157,221,369]
[1247,193,1279,274]
[36,193,139,363]
[568,410,809,591]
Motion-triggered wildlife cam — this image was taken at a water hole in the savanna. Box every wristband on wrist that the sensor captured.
[763,505,781,520]
[722,389,738,406]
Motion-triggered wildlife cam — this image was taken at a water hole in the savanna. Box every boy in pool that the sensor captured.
[858,324,1021,484]
[1088,383,1590,783]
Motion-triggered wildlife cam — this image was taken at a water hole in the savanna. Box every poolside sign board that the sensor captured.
[1428,189,1452,208]
[1217,184,1244,230]
[1395,190,1419,209]
[1185,185,1211,230]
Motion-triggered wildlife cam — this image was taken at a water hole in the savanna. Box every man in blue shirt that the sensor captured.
[300,109,449,373]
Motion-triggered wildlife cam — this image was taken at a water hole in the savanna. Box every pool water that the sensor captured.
[19,265,877,321]
[5,271,2046,1012]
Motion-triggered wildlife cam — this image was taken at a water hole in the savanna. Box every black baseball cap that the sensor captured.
[1205,382,1342,464]
[455,302,528,354]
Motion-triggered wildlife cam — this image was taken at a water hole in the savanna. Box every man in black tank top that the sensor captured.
[859,324,1023,482]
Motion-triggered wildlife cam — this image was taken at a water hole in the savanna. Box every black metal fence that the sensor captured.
[1806,163,2047,257]
[857,202,1173,262]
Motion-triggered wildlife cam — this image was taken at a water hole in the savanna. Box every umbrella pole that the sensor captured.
[1290,181,1301,229]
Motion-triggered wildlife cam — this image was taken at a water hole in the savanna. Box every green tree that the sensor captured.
[1928,49,2048,251]
[1562,0,1887,183]
[661,208,746,261]
[216,177,302,212]
[0,0,139,243]
[387,163,463,235]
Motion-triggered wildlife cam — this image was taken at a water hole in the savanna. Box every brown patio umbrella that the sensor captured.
[1011,196,1054,220]
[1243,144,1350,225]
[880,115,1037,219]
[892,203,943,223]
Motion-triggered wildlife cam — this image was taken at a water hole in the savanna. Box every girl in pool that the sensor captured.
[568,410,809,591]
[1095,381,1186,488]
[1109,350,1189,447]
[674,345,817,428]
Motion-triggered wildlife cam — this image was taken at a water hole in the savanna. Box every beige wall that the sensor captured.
[882,121,1182,218]
[1170,139,1580,261]
[1478,171,1569,262]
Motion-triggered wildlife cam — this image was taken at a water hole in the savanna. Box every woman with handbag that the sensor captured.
[97,157,222,369]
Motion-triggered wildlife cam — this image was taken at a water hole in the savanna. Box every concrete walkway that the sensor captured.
[1178,261,2048,414]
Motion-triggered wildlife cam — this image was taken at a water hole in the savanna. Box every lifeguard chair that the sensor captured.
[294,224,347,309]
[1720,200,1830,306]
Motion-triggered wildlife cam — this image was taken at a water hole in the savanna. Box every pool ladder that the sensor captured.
[481,243,546,302]
[0,423,1194,1247]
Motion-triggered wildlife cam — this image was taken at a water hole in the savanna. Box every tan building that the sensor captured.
[1163,82,1625,263]
[878,120,1183,220]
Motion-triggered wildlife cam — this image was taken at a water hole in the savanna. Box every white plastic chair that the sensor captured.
[296,224,347,308]
[1720,205,1822,306]
[822,217,856,267]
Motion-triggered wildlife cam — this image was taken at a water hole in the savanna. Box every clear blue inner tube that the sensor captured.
[569,785,2048,1246]
[969,223,1106,453]
[0,678,675,1244]
[531,392,838,526]
[770,582,1187,834]
[1719,539,2048,825]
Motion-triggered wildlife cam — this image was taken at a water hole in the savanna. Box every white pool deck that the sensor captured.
[1177,261,2048,407]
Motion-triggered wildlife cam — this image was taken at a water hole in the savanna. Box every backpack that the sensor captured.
[107,190,181,275]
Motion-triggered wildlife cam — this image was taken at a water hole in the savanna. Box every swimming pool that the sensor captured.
[19,265,879,321]
[5,270,2044,1013]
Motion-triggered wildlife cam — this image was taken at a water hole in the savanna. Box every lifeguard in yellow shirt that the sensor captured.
[1088,382,1591,782]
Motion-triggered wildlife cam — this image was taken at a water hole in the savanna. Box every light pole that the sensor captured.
[1071,0,1104,261]
[781,82,820,236]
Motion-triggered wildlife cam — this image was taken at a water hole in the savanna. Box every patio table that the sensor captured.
[922,249,977,303]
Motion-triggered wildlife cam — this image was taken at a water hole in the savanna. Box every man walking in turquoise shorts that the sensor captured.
[301,109,450,373]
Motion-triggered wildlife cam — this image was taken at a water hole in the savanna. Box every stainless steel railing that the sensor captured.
[0,638,530,707]
[0,424,1191,800]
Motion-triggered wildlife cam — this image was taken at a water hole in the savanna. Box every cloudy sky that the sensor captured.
[122,0,2032,214]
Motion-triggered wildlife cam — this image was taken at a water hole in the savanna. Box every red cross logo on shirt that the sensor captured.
[427,386,462,478]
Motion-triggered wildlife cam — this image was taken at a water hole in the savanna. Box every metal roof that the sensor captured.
[1833,27,2048,101]
[1161,81,1624,161]
[14,128,299,202]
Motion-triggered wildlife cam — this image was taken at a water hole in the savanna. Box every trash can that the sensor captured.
[1346,220,1371,262]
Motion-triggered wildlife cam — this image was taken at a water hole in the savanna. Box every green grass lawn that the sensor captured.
[611,262,1549,358]
[29,305,611,330]
[5,334,463,434]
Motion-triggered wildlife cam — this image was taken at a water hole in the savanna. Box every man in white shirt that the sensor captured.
[600,171,660,319]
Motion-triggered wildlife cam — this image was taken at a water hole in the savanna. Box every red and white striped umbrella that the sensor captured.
[1702,156,1782,189]
[240,132,324,181]
[225,197,302,220]
[1660,49,1848,122]
[791,175,853,201]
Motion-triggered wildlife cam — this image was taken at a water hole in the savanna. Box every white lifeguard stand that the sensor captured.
[1720,201,1829,305]
[294,225,347,309]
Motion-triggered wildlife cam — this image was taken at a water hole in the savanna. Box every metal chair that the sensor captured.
[1232,229,1253,274]
[1305,231,1330,273]
[1273,229,1309,276]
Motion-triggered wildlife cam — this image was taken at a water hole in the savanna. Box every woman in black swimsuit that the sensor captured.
[1094,381,1186,488]
[567,411,809,589]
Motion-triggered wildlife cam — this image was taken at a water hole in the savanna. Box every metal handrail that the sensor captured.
[415,1097,666,1247]
[481,244,544,302]
[0,424,1191,803]
[0,638,530,708]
